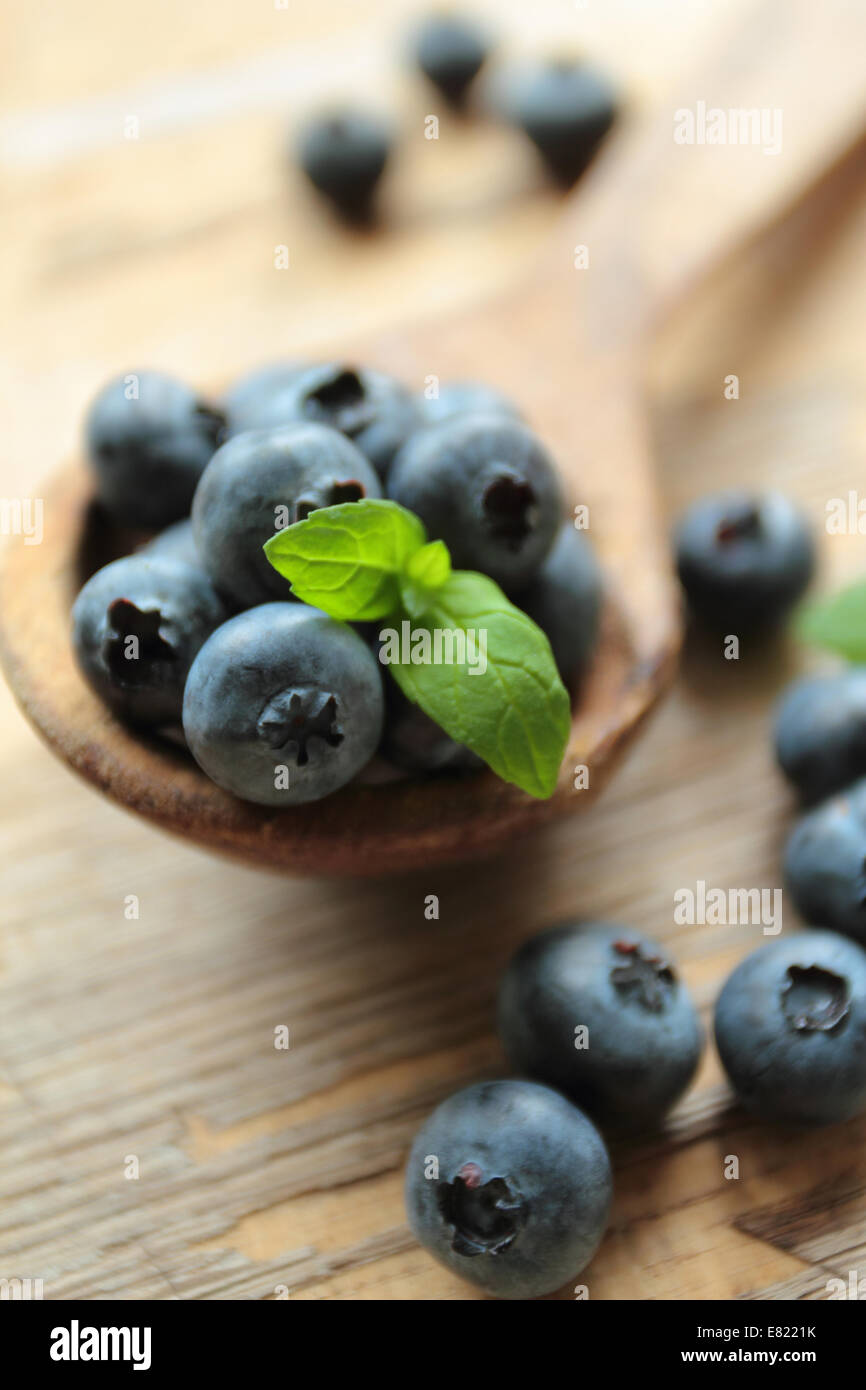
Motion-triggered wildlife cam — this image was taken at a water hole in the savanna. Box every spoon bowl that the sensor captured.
[0,441,667,876]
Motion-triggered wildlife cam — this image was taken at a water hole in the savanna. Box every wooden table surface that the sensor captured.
[3,0,866,1300]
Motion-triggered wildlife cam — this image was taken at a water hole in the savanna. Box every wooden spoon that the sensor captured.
[2,0,865,876]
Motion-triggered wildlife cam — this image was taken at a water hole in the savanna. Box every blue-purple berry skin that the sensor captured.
[86,371,225,528]
[418,381,521,428]
[296,111,391,218]
[72,554,228,726]
[517,524,602,687]
[222,362,311,437]
[388,414,564,590]
[381,682,482,775]
[405,1079,612,1299]
[225,363,419,482]
[498,922,703,1130]
[674,490,815,630]
[774,669,866,804]
[714,931,866,1126]
[783,779,866,947]
[191,423,381,609]
[504,60,617,185]
[413,14,490,106]
[142,519,200,569]
[182,602,384,806]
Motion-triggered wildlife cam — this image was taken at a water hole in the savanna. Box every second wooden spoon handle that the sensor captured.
[565,0,866,346]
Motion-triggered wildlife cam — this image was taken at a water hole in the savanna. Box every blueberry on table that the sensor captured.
[387,414,564,590]
[191,423,381,609]
[72,555,228,726]
[516,524,602,688]
[404,1079,611,1299]
[714,931,866,1126]
[674,490,815,631]
[417,380,521,428]
[502,59,617,185]
[774,668,866,804]
[182,603,384,806]
[85,371,225,528]
[412,13,490,107]
[228,362,419,481]
[784,779,866,946]
[498,922,703,1131]
[221,361,311,437]
[296,110,391,220]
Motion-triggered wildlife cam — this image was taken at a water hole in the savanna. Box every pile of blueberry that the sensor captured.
[675,493,866,1116]
[295,13,618,220]
[405,489,866,1299]
[407,921,702,1300]
[72,363,601,806]
[673,485,866,956]
[407,917,866,1298]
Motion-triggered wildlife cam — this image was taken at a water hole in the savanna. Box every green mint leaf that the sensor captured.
[263,499,426,621]
[406,540,451,590]
[797,583,866,661]
[401,541,452,619]
[262,498,573,797]
[383,570,571,799]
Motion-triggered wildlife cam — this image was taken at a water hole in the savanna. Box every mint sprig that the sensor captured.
[797,582,866,662]
[264,498,572,799]
[263,500,425,621]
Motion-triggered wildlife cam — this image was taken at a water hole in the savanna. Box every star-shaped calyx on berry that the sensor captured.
[103,599,176,684]
[781,963,850,1032]
[610,940,676,1013]
[436,1162,528,1257]
[256,687,344,765]
[482,470,538,550]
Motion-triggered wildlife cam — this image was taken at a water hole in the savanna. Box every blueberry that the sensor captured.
[412,13,490,107]
[517,524,602,687]
[246,364,422,483]
[191,423,381,609]
[774,669,866,804]
[85,371,225,528]
[502,59,616,185]
[417,381,521,428]
[226,363,418,482]
[72,555,228,726]
[388,415,564,590]
[221,361,311,436]
[674,490,815,631]
[714,931,866,1126]
[381,681,482,775]
[404,1079,611,1299]
[296,111,391,220]
[783,780,866,946]
[142,519,200,569]
[498,923,703,1131]
[182,602,384,806]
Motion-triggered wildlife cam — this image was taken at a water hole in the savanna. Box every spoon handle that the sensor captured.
[564,0,866,347]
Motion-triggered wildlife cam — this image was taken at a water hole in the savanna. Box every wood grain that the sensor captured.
[2,0,866,1300]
